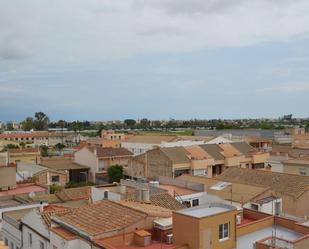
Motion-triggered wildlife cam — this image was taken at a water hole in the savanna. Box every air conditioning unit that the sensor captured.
[166,234,173,244]
[236,215,242,225]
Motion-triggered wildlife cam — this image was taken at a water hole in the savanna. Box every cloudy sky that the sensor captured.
[1,0,309,121]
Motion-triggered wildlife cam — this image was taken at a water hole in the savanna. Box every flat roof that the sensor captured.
[0,184,46,197]
[177,204,234,218]
[237,225,303,249]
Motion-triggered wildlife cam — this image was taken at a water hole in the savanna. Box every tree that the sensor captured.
[140,118,150,129]
[5,144,19,149]
[54,143,65,151]
[21,117,35,131]
[19,142,26,149]
[34,112,50,130]
[40,145,49,157]
[49,184,62,194]
[107,165,123,183]
[124,119,136,127]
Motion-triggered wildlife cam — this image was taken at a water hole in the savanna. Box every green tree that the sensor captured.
[49,184,62,194]
[107,165,123,183]
[40,145,49,157]
[5,144,19,149]
[140,118,150,129]
[21,117,35,131]
[54,143,65,151]
[34,112,50,130]
[19,142,26,148]
[124,119,136,128]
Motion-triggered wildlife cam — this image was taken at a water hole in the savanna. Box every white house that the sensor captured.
[22,209,50,249]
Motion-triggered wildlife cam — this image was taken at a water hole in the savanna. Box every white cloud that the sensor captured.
[1,0,309,63]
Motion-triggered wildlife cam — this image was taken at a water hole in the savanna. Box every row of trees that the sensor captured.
[16,112,309,132]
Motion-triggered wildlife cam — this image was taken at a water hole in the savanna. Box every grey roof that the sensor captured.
[199,144,225,160]
[232,142,257,155]
[160,147,190,164]
[17,162,47,175]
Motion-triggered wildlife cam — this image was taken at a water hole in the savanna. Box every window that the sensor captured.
[51,175,60,182]
[219,223,229,241]
[40,241,44,249]
[251,203,259,210]
[29,233,33,247]
[299,168,307,176]
[192,199,199,207]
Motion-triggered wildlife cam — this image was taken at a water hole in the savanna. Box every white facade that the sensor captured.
[121,142,154,155]
[50,230,91,249]
[2,218,22,249]
[22,210,50,249]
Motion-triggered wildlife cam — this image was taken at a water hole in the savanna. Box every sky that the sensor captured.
[1,0,309,121]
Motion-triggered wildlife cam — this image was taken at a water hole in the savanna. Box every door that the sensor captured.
[202,229,212,249]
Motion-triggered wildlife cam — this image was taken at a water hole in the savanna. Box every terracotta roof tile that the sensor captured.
[217,168,309,198]
[149,192,186,210]
[53,200,147,237]
[88,146,133,158]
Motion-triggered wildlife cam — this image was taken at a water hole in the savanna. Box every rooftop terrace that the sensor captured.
[176,203,234,218]
[237,225,302,249]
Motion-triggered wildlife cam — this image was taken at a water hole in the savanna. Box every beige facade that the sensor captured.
[282,159,309,176]
[34,170,68,186]
[173,206,237,249]
[8,149,41,164]
[128,143,269,180]
[0,165,16,190]
[292,128,309,149]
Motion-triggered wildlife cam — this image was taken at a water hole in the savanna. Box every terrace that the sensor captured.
[236,209,309,249]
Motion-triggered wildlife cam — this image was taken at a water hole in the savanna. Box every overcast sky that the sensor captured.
[1,0,309,121]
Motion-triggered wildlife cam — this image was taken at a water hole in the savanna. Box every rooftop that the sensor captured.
[160,147,191,164]
[53,200,147,237]
[176,204,234,218]
[184,145,213,160]
[88,146,133,158]
[0,183,46,197]
[3,208,35,222]
[237,225,303,249]
[8,148,40,154]
[158,184,198,196]
[217,167,309,198]
[117,200,172,218]
[124,135,177,144]
[40,157,89,170]
[17,162,47,175]
[178,174,269,203]
[149,192,186,211]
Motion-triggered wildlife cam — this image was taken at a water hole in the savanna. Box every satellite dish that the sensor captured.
[28,191,36,198]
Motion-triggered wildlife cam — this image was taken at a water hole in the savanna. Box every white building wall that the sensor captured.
[22,210,50,249]
[2,222,22,249]
[22,225,49,249]
[121,142,154,155]
[50,229,92,249]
